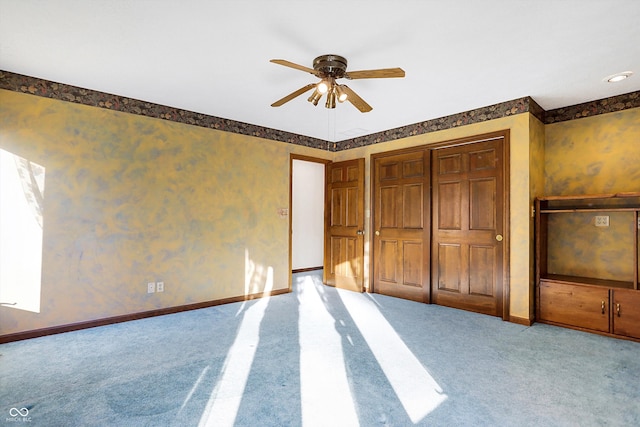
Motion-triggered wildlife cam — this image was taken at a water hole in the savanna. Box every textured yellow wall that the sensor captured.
[528,115,546,318]
[546,211,635,281]
[334,114,534,320]
[545,108,640,195]
[2,87,635,336]
[544,108,640,283]
[529,115,546,201]
[0,89,331,335]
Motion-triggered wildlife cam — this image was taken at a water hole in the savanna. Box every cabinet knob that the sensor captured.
[356,230,364,235]
[375,230,380,236]
[495,234,503,242]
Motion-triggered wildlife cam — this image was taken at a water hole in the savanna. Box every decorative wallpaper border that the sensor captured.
[545,91,640,124]
[0,71,328,150]
[1,70,638,152]
[333,97,542,151]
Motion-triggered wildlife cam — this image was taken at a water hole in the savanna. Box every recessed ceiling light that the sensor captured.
[604,71,633,83]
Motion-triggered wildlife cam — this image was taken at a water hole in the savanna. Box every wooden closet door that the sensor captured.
[431,138,505,317]
[372,150,430,302]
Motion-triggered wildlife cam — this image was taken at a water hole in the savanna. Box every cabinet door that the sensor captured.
[612,289,640,339]
[539,281,610,332]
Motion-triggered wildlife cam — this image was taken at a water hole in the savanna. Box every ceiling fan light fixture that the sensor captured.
[336,85,348,103]
[317,80,330,94]
[270,54,404,112]
[325,91,337,109]
[307,89,322,106]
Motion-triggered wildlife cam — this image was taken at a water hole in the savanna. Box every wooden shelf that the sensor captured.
[539,192,640,201]
[539,207,640,213]
[541,274,634,290]
[538,193,640,213]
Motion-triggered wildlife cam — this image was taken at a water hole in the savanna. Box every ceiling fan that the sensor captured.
[270,54,405,112]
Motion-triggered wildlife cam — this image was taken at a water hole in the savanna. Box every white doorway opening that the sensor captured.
[291,159,325,271]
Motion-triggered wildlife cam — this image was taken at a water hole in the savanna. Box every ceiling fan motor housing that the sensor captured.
[313,54,348,79]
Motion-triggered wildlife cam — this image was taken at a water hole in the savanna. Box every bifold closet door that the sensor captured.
[431,138,505,317]
[372,150,430,302]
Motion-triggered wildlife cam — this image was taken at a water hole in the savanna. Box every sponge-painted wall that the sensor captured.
[528,114,546,318]
[0,89,331,335]
[544,108,640,283]
[1,88,636,336]
[545,108,640,195]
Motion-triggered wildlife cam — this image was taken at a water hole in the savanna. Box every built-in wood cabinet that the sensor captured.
[535,193,640,341]
[612,289,640,339]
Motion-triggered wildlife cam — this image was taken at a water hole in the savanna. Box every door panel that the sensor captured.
[438,243,462,292]
[380,187,397,228]
[324,158,365,292]
[432,138,505,317]
[438,182,461,229]
[346,188,359,226]
[469,245,495,296]
[379,240,398,282]
[403,184,424,228]
[612,289,640,339]
[329,236,359,279]
[403,241,424,286]
[330,188,343,225]
[373,150,430,302]
[470,179,496,229]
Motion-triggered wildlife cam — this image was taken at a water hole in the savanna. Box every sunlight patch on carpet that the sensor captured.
[297,275,360,426]
[198,262,274,427]
[339,290,448,423]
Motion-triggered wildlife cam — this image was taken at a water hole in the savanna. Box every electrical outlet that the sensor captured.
[156,281,164,292]
[147,282,156,293]
[595,215,609,227]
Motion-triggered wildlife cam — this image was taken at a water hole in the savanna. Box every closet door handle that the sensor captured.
[601,301,605,315]
[616,303,621,317]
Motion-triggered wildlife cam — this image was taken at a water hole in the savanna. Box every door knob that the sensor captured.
[375,230,380,236]
[495,234,503,242]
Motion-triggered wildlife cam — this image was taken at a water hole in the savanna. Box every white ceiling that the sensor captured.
[1,0,639,142]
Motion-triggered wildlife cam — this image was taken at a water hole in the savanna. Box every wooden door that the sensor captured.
[372,150,430,302]
[431,138,505,317]
[324,159,365,292]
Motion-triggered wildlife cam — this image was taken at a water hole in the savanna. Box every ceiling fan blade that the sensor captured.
[341,85,373,113]
[271,83,317,107]
[270,59,319,76]
[344,67,405,79]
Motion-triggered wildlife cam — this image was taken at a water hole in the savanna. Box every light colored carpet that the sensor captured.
[1,271,639,426]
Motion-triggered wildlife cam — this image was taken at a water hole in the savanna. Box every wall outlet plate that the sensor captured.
[156,281,164,292]
[147,282,156,293]
[595,215,609,227]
